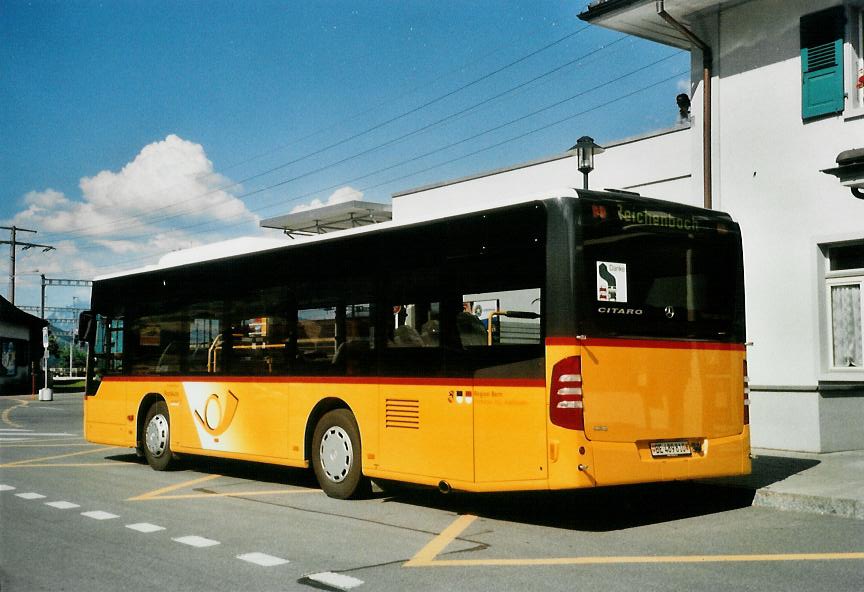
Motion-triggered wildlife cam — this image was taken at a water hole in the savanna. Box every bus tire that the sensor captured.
[312,409,370,499]
[142,400,175,471]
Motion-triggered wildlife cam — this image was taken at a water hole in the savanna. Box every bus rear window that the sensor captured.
[580,198,745,342]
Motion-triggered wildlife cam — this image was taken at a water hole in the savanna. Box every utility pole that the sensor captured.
[1,226,55,305]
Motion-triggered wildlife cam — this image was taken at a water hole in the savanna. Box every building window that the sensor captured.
[825,243,864,373]
[847,3,864,113]
[800,6,846,120]
[829,281,862,367]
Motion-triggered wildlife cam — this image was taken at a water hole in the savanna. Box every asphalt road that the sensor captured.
[1,393,862,592]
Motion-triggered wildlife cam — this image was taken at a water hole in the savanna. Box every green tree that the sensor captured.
[47,333,60,359]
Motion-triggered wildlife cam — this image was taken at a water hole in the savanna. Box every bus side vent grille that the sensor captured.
[385,399,420,430]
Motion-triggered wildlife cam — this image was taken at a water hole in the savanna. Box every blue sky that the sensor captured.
[0,1,688,312]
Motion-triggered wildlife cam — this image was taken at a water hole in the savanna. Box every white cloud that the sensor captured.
[5,135,265,307]
[14,135,255,240]
[290,186,364,213]
[91,239,143,254]
[79,134,250,224]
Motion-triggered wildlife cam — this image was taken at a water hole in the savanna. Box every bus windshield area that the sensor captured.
[580,198,745,342]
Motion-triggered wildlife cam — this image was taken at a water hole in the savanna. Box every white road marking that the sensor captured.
[81,510,120,520]
[173,535,220,548]
[305,572,364,590]
[237,552,290,567]
[15,492,46,500]
[45,501,80,509]
[126,523,166,533]
[5,478,297,577]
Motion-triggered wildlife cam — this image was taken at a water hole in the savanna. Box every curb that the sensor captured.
[753,489,864,521]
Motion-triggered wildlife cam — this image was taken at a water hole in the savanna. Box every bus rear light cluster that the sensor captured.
[550,356,584,430]
[743,359,750,425]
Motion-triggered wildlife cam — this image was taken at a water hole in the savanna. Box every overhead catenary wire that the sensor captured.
[216,25,590,170]
[87,66,688,272]
[76,51,683,255]
[230,53,685,208]
[80,56,685,261]
[39,26,593,244]
[46,35,645,244]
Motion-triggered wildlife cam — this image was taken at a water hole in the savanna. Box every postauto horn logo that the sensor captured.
[193,390,240,436]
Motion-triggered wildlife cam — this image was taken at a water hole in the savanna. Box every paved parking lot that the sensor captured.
[2,394,863,591]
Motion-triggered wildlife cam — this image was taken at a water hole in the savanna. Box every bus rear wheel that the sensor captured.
[311,409,370,499]
[142,400,175,471]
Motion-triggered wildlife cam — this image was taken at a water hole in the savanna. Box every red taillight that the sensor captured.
[743,359,750,425]
[550,356,584,430]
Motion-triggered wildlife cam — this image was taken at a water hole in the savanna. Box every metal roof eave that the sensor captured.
[578,0,731,50]
[579,0,690,48]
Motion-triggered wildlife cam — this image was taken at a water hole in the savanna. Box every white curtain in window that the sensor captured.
[831,284,863,367]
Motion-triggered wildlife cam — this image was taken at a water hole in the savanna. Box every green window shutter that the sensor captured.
[800,6,845,120]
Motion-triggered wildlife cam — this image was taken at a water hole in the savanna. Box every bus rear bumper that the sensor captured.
[587,427,751,487]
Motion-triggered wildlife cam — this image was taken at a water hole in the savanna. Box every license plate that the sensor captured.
[650,440,692,457]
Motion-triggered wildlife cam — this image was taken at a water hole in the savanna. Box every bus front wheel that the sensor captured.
[311,409,370,499]
[143,400,175,471]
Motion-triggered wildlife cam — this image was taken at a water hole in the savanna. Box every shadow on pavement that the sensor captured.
[704,454,820,490]
[381,481,756,532]
[105,452,319,488]
[103,451,791,532]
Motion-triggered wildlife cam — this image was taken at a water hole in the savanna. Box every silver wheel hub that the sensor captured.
[145,414,169,458]
[319,426,353,483]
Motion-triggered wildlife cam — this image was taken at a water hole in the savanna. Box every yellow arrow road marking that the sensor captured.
[1,400,29,428]
[128,474,221,501]
[0,443,94,448]
[0,437,84,445]
[0,462,138,468]
[128,473,317,501]
[417,552,864,567]
[0,446,117,467]
[405,514,478,567]
[140,488,319,501]
[405,514,864,568]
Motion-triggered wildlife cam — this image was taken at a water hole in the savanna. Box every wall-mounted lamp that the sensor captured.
[822,148,864,199]
[575,135,605,190]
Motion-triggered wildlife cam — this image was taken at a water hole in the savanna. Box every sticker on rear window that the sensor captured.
[597,262,628,302]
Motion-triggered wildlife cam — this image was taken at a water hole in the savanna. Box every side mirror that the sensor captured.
[77,311,95,343]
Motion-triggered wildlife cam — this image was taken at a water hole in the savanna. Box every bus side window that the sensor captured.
[295,304,374,376]
[126,313,182,375]
[456,311,487,346]
[386,302,439,348]
[379,301,443,377]
[333,304,374,376]
[94,315,124,376]
[460,289,542,347]
[224,288,290,376]
[451,289,543,379]
[187,307,222,374]
[296,307,337,373]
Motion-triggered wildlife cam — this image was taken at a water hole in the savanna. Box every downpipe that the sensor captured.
[656,0,713,210]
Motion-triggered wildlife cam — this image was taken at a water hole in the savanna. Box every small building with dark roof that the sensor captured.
[0,296,48,395]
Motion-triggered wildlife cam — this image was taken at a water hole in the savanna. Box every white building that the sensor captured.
[393,0,864,452]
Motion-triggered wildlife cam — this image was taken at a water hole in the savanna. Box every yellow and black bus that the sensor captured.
[80,189,750,499]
